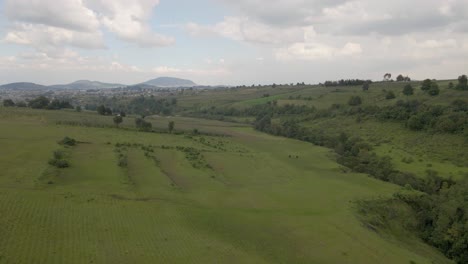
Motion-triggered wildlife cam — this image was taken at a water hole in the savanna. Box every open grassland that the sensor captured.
[0,107,452,263]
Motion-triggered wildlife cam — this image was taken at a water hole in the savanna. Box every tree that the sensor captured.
[362,82,370,91]
[3,99,15,107]
[383,73,392,81]
[348,96,362,106]
[421,79,432,92]
[448,82,454,89]
[135,118,152,131]
[403,84,414,96]
[97,105,112,115]
[75,106,82,112]
[97,105,106,115]
[168,121,175,133]
[28,96,50,109]
[396,74,404,82]
[428,82,440,96]
[456,74,468,90]
[113,115,123,127]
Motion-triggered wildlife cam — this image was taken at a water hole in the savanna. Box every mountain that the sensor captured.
[50,80,124,90]
[142,77,196,87]
[0,82,48,90]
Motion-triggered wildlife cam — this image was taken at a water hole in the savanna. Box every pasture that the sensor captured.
[0,107,452,263]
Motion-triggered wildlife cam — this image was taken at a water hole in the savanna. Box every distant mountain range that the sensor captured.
[0,77,198,90]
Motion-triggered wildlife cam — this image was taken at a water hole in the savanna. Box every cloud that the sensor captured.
[218,0,468,36]
[187,17,305,45]
[275,42,362,61]
[89,0,175,47]
[3,0,175,53]
[4,23,106,51]
[153,66,230,76]
[5,0,100,32]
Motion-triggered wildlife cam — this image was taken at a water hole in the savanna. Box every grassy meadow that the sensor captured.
[0,106,453,263]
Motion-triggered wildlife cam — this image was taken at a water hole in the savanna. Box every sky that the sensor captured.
[0,0,467,86]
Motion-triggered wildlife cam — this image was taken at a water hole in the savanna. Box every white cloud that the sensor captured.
[276,42,362,61]
[187,16,304,45]
[5,0,100,32]
[89,0,175,47]
[4,23,106,50]
[3,0,175,54]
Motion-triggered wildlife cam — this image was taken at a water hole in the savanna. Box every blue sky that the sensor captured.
[1,0,468,85]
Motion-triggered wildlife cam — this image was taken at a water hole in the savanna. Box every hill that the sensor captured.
[0,107,451,263]
[50,80,124,90]
[142,77,196,87]
[0,82,48,90]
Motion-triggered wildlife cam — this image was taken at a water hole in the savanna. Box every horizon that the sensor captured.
[1,0,468,86]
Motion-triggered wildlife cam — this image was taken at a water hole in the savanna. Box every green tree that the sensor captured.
[421,79,432,92]
[403,84,414,96]
[28,96,50,109]
[3,99,15,107]
[135,118,152,131]
[113,115,123,127]
[75,106,82,112]
[97,105,106,115]
[168,121,175,133]
[396,74,404,82]
[428,82,440,96]
[456,74,468,90]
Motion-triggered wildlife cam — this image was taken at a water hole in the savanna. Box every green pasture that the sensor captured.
[0,108,452,263]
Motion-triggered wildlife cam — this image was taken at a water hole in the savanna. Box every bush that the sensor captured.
[385,91,396,99]
[348,96,362,106]
[48,158,69,168]
[58,136,76,146]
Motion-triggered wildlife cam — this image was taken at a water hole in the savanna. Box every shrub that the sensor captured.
[385,91,396,99]
[58,136,76,146]
[48,158,69,168]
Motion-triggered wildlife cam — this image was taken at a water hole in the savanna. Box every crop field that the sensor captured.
[0,107,452,263]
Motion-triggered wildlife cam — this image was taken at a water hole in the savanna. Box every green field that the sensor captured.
[0,107,452,263]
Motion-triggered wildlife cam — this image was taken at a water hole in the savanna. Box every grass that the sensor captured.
[0,107,453,263]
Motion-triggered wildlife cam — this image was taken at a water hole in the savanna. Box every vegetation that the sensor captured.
[0,75,467,263]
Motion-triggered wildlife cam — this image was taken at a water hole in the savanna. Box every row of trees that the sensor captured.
[324,79,372,87]
[3,96,72,110]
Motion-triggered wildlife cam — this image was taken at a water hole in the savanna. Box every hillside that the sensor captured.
[142,77,197,87]
[0,82,48,90]
[50,80,124,90]
[0,107,453,264]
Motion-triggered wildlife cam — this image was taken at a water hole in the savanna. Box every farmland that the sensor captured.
[0,105,453,263]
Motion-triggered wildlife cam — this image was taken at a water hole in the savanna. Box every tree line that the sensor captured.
[3,96,72,110]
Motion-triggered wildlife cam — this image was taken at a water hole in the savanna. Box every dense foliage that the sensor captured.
[323,79,372,87]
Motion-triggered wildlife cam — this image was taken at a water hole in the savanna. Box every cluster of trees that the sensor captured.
[135,118,152,131]
[324,79,372,87]
[3,96,72,110]
[196,103,317,120]
[375,99,468,134]
[396,74,411,82]
[421,79,440,96]
[97,105,113,115]
[127,96,177,116]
